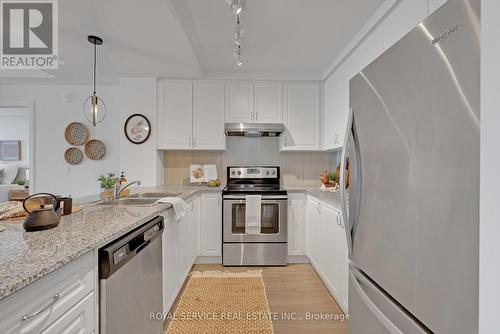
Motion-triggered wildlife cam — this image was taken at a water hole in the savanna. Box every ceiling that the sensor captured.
[0,0,384,84]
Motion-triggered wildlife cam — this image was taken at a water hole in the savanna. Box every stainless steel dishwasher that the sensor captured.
[99,216,164,334]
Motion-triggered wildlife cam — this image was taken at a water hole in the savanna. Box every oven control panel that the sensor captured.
[229,167,278,179]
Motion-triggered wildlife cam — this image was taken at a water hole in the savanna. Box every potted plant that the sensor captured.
[98,173,118,200]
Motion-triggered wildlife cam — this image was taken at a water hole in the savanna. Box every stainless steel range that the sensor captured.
[222,166,287,266]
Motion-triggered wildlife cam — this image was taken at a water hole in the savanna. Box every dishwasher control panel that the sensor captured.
[99,216,164,279]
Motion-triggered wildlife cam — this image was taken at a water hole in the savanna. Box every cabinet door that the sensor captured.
[306,197,321,266]
[158,81,193,149]
[288,192,306,255]
[39,293,94,334]
[322,79,343,151]
[184,197,200,265]
[200,194,222,256]
[282,82,320,151]
[225,81,254,123]
[321,205,340,296]
[193,82,226,150]
[254,81,282,123]
[161,211,180,312]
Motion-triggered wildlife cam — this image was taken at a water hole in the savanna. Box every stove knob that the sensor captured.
[237,171,241,175]
[231,171,235,175]
[272,171,276,175]
[266,171,270,175]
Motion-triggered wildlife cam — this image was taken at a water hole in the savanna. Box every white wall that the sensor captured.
[0,108,30,167]
[0,85,120,197]
[118,78,163,186]
[480,1,500,332]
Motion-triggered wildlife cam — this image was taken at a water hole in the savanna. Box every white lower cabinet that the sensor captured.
[162,196,200,313]
[0,252,96,334]
[306,196,348,312]
[288,192,306,256]
[39,293,95,334]
[199,193,222,257]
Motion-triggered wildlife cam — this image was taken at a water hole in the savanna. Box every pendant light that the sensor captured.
[83,35,107,126]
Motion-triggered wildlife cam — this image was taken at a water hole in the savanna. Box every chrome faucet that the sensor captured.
[114,180,141,199]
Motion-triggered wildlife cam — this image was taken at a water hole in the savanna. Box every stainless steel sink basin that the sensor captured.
[94,198,159,206]
[128,192,181,199]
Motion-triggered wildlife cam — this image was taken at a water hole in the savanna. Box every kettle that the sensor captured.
[22,193,62,232]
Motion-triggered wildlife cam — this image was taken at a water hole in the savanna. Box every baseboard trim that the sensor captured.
[287,255,309,263]
[195,256,222,264]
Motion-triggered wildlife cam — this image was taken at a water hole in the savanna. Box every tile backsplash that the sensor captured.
[163,137,339,186]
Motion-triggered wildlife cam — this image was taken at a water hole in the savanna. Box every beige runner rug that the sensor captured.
[166,270,274,334]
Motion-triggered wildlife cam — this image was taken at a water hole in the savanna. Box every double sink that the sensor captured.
[95,192,181,207]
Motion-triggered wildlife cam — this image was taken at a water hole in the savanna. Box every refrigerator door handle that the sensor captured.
[340,108,354,256]
[350,264,405,334]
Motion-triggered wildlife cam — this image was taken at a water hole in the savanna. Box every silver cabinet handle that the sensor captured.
[217,196,221,206]
[255,111,258,121]
[349,265,404,334]
[189,137,192,147]
[21,294,59,321]
[193,137,197,147]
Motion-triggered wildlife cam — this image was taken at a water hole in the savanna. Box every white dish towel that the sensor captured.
[245,195,261,235]
[156,197,190,221]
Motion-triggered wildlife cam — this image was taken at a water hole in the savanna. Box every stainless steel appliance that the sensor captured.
[99,216,164,334]
[341,1,479,333]
[223,166,287,266]
[224,123,284,137]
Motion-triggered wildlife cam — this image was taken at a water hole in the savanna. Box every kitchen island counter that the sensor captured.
[0,186,222,301]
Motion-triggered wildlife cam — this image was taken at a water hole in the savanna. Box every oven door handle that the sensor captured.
[223,195,288,200]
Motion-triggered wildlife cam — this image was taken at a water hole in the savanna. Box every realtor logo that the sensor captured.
[1,0,58,69]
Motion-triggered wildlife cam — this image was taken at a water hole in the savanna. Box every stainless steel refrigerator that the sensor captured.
[340,1,480,333]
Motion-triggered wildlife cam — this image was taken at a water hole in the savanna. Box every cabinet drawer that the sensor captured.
[0,252,95,334]
[40,293,94,334]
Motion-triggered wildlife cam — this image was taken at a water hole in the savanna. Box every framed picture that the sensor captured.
[124,114,151,144]
[0,141,21,161]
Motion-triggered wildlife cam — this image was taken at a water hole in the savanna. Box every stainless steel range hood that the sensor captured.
[224,123,284,137]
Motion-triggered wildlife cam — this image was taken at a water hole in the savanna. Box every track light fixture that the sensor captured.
[226,0,244,66]
[234,45,243,66]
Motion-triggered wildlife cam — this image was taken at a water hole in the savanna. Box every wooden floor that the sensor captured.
[165,264,348,334]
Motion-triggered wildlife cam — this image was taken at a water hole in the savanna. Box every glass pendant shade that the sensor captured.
[83,93,107,126]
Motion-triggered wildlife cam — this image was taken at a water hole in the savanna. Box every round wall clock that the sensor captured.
[124,114,151,144]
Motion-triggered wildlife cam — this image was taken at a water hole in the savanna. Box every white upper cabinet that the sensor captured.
[158,80,225,150]
[281,82,320,151]
[225,81,254,123]
[254,81,283,123]
[225,81,283,123]
[158,81,193,150]
[193,82,226,150]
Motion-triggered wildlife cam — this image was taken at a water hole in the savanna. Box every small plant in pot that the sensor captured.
[98,173,119,200]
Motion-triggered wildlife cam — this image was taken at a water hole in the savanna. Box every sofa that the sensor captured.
[0,166,28,203]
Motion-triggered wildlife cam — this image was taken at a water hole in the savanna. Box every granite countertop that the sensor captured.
[284,185,343,209]
[0,185,222,302]
[0,184,338,302]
